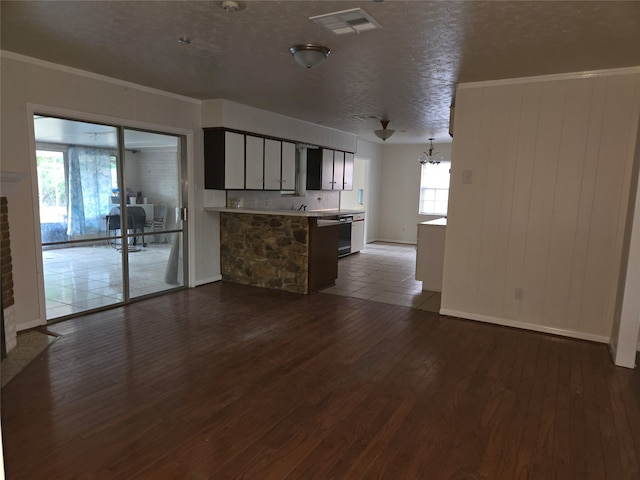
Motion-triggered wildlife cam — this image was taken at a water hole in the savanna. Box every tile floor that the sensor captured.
[42,240,436,321]
[42,239,182,320]
[322,242,442,312]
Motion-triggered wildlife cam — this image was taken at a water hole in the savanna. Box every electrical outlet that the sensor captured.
[514,288,524,300]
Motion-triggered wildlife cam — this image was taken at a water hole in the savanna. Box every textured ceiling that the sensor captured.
[2,1,639,145]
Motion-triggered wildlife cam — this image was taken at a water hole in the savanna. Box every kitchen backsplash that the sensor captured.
[227,190,340,211]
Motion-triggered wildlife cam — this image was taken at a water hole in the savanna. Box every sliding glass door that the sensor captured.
[122,128,186,298]
[34,115,187,320]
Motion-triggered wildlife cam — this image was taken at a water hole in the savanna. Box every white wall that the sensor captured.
[355,140,383,243]
[377,143,452,244]
[202,99,358,153]
[0,53,208,331]
[610,114,640,367]
[132,149,180,230]
[441,69,640,342]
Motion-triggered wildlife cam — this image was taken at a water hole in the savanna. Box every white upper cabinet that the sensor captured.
[225,131,245,190]
[245,135,264,190]
[264,139,282,190]
[204,129,305,191]
[343,153,354,191]
[333,151,345,191]
[321,149,334,190]
[306,148,354,191]
[281,141,296,190]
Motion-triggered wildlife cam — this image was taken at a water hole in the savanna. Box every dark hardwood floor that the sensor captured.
[2,282,639,479]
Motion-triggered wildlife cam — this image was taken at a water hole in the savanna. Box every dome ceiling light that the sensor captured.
[220,1,241,12]
[374,119,395,142]
[289,44,331,69]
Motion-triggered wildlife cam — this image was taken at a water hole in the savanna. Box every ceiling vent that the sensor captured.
[351,114,382,121]
[310,8,381,35]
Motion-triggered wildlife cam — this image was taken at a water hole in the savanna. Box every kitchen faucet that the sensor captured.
[297,204,307,211]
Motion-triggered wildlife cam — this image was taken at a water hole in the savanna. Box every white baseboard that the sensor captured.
[609,341,637,369]
[193,275,222,287]
[16,318,47,333]
[439,309,610,344]
[373,238,417,245]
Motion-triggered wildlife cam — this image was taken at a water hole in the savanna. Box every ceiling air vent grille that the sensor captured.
[310,8,381,35]
[351,114,382,121]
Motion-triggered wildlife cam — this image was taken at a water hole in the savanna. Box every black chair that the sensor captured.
[107,206,146,248]
[127,206,147,247]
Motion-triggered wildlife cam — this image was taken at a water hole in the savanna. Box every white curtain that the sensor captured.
[67,146,112,236]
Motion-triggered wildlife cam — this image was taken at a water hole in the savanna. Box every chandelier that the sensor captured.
[418,138,440,164]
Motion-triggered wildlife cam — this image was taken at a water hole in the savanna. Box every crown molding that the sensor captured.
[458,65,640,90]
[0,50,202,105]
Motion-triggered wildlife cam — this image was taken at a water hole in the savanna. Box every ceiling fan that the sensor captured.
[418,138,440,165]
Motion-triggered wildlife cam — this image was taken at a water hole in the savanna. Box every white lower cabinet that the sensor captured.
[351,216,365,253]
[415,219,447,292]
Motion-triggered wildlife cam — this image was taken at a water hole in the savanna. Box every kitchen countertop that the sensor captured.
[205,206,365,218]
[420,217,447,226]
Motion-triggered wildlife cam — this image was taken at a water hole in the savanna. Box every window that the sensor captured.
[419,161,451,215]
[36,149,67,224]
[110,155,118,191]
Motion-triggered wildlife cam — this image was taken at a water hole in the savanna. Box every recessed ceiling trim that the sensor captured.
[310,8,381,35]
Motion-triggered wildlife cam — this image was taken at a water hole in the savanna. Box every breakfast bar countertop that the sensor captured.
[204,206,364,217]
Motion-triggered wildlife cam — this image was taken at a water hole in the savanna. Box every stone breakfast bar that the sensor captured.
[205,207,347,294]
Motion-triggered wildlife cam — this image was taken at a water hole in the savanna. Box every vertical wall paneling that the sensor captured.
[580,77,637,335]
[442,88,486,311]
[565,78,607,334]
[611,109,640,367]
[501,84,541,321]
[442,71,640,341]
[476,86,514,314]
[493,85,524,316]
[520,82,567,325]
[541,80,592,331]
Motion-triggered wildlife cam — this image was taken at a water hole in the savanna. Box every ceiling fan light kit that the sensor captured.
[289,44,331,69]
[374,119,395,141]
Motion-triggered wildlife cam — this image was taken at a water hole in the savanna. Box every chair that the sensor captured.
[146,203,168,243]
[106,207,122,248]
[106,206,147,249]
[127,206,147,247]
